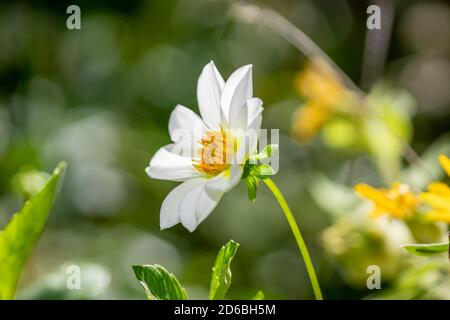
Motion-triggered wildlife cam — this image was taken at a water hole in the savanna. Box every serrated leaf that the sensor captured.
[246,175,259,202]
[252,164,275,179]
[401,243,449,256]
[132,264,187,300]
[209,240,239,300]
[0,162,66,300]
[252,290,265,300]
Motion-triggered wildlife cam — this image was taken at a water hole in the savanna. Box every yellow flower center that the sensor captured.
[193,128,237,176]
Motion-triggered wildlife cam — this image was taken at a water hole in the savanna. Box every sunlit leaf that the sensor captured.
[0,162,66,300]
[252,164,275,179]
[401,243,449,256]
[246,175,259,202]
[209,240,239,300]
[132,265,187,300]
[250,144,279,162]
[252,290,265,300]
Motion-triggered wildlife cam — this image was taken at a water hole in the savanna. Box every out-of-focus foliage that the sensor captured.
[321,213,413,286]
[367,261,450,300]
[19,263,110,299]
[291,58,360,142]
[293,69,417,183]
[0,162,65,299]
[312,162,449,289]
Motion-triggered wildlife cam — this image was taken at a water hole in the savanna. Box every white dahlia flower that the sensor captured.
[146,62,263,232]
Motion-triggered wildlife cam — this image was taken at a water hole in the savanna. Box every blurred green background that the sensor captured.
[0,0,449,299]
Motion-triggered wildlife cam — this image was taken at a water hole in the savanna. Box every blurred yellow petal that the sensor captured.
[291,58,360,143]
[291,103,330,142]
[427,182,450,196]
[438,154,450,177]
[295,58,342,101]
[419,154,450,224]
[426,210,450,223]
[354,183,387,204]
[369,207,384,218]
[354,183,419,220]
[420,192,450,211]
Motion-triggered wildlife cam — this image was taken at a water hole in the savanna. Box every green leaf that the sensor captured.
[258,144,278,160]
[252,291,265,300]
[246,175,260,202]
[132,265,188,300]
[401,243,449,256]
[252,164,276,179]
[0,162,66,300]
[209,240,239,300]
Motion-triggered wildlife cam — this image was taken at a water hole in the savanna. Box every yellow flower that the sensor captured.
[295,58,346,107]
[438,153,450,177]
[420,154,450,223]
[291,58,357,142]
[291,101,330,142]
[354,182,420,219]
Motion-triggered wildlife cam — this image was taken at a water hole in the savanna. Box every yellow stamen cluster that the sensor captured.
[193,129,236,176]
[354,182,420,219]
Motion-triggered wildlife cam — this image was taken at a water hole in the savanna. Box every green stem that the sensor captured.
[263,178,323,300]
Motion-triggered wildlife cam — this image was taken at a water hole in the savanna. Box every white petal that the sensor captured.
[248,113,263,132]
[169,105,208,150]
[160,178,205,230]
[206,165,243,193]
[146,144,201,181]
[243,98,263,158]
[196,188,223,225]
[197,61,225,130]
[246,97,263,130]
[221,65,253,126]
[235,129,259,164]
[230,102,248,131]
[179,180,221,232]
